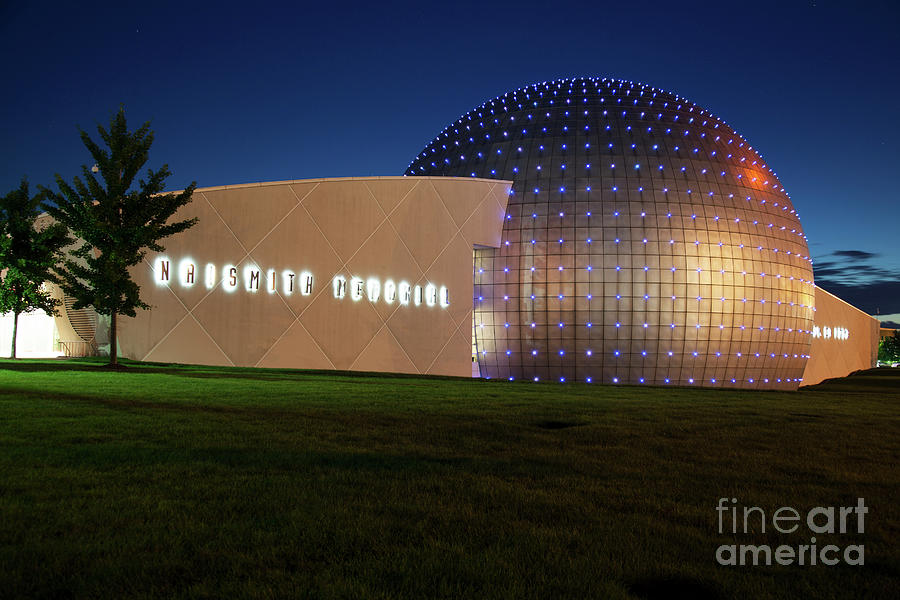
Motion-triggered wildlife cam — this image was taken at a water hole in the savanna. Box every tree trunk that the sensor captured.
[10,311,18,360]
[109,310,118,366]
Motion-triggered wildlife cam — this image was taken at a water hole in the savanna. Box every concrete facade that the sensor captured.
[801,286,881,385]
[116,176,511,377]
[14,173,883,387]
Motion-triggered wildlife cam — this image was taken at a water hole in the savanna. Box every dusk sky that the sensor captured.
[2,0,898,320]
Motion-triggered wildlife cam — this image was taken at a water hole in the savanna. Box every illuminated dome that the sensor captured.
[406,77,814,389]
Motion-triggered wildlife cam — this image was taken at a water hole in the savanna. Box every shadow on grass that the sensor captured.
[0,357,119,373]
[629,575,724,600]
[800,367,900,394]
[2,357,899,394]
[534,419,585,430]
[0,386,307,419]
[51,442,480,473]
[0,357,475,385]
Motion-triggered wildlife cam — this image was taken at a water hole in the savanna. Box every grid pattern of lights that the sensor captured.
[406,77,814,389]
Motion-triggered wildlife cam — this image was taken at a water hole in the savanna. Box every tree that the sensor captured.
[0,180,70,358]
[42,107,197,366]
[879,331,900,364]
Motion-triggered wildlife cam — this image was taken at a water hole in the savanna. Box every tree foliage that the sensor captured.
[0,179,70,358]
[879,331,900,364]
[42,107,196,365]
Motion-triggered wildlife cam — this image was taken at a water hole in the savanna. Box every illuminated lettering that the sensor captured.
[813,325,850,341]
[367,278,380,302]
[351,277,364,301]
[157,259,170,284]
[333,276,346,299]
[414,285,423,306]
[151,255,449,310]
[247,268,260,291]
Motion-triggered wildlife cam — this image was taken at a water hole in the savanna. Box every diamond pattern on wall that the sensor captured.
[364,179,418,215]
[243,203,343,318]
[188,259,298,367]
[462,188,507,249]
[152,193,248,312]
[143,314,232,367]
[203,185,301,252]
[430,178,492,229]
[256,320,334,370]
[424,232,475,328]
[385,300,459,373]
[301,181,387,263]
[121,177,511,376]
[119,260,189,359]
[299,281,386,369]
[345,222,423,323]
[427,328,473,377]
[387,180,459,271]
[350,326,418,374]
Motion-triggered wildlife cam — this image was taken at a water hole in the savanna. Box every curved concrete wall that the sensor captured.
[119,176,511,376]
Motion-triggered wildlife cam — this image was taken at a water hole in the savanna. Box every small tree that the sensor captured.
[0,180,70,358]
[42,108,197,366]
[879,331,900,364]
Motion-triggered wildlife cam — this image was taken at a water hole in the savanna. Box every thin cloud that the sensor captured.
[811,260,837,269]
[831,250,879,260]
[814,263,897,282]
[811,249,900,314]
[813,268,844,277]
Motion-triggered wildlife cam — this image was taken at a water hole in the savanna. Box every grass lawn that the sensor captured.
[0,359,898,599]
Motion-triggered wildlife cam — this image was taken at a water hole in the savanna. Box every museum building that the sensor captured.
[2,77,879,389]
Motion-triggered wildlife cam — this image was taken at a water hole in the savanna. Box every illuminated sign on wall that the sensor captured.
[331,275,449,307]
[152,257,449,308]
[812,325,849,341]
